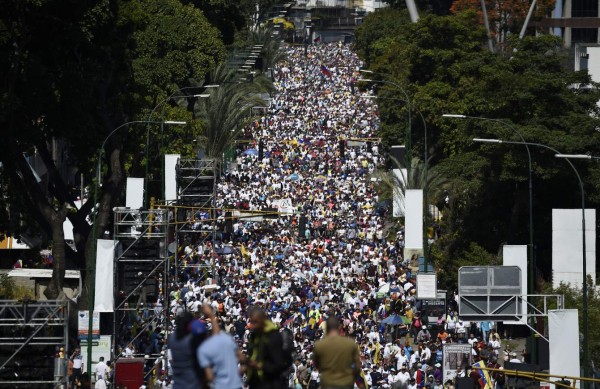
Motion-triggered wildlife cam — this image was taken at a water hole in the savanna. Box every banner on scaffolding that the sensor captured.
[95,239,116,312]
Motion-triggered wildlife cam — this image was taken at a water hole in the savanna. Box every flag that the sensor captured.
[282,315,296,327]
[356,369,369,389]
[320,65,332,78]
[241,244,249,259]
[313,35,321,43]
[373,342,381,365]
[474,360,493,389]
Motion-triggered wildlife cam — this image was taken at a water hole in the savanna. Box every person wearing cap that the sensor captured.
[508,351,521,363]
[416,325,431,343]
[394,364,411,389]
[414,363,425,389]
[407,377,417,389]
[433,363,442,382]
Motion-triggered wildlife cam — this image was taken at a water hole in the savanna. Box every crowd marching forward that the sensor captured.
[102,42,521,389]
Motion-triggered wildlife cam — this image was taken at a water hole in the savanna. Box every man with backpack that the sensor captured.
[246,306,292,389]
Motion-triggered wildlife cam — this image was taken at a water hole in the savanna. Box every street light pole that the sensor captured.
[358,74,433,270]
[87,120,186,376]
[445,114,536,361]
[365,95,430,267]
[555,153,595,384]
[475,138,589,380]
[358,74,412,172]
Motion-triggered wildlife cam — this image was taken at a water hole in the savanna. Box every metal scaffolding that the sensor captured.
[174,159,218,284]
[0,299,69,387]
[112,207,169,362]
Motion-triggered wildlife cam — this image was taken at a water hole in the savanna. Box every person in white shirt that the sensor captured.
[489,334,501,356]
[388,368,399,385]
[94,377,107,389]
[367,327,380,345]
[456,320,466,339]
[397,365,411,389]
[396,349,409,370]
[509,352,522,363]
[467,333,478,346]
[94,356,108,380]
[409,351,420,369]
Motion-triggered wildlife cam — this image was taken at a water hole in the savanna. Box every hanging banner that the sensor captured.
[272,198,294,215]
[164,154,180,202]
[442,344,472,382]
[95,239,116,312]
[80,335,112,375]
[78,311,100,340]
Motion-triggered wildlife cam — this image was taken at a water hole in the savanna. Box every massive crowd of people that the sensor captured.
[108,42,517,389]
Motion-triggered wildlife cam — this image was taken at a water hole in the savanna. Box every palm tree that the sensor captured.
[248,27,287,73]
[191,64,272,158]
[373,157,453,216]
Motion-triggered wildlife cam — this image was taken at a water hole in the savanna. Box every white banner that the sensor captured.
[164,154,180,202]
[80,335,112,376]
[416,273,437,299]
[95,239,116,312]
[552,209,596,288]
[442,344,472,382]
[405,189,423,249]
[272,198,294,215]
[503,245,527,324]
[78,311,100,340]
[549,309,580,389]
[125,177,144,209]
[392,169,407,217]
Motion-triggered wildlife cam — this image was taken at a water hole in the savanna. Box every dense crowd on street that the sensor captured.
[100,42,520,389]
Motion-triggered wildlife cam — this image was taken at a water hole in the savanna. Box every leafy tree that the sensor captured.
[356,10,600,288]
[354,8,411,67]
[194,64,272,158]
[450,0,556,44]
[248,27,287,73]
[543,278,600,368]
[0,0,226,302]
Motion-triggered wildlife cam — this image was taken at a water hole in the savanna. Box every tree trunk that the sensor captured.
[44,204,69,300]
[80,146,125,310]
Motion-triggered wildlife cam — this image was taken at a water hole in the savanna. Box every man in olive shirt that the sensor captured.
[313,317,363,389]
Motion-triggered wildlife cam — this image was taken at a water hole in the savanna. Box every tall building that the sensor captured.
[544,0,600,47]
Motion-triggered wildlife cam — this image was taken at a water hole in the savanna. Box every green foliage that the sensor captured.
[248,27,288,72]
[194,64,272,158]
[0,0,230,304]
[120,0,226,100]
[0,274,35,300]
[354,8,411,67]
[545,279,600,367]
[357,10,600,288]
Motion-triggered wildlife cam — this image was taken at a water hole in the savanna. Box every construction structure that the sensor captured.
[172,158,218,285]
[0,300,70,387]
[112,207,169,361]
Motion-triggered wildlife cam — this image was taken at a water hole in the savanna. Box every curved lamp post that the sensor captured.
[87,119,186,375]
[474,138,589,379]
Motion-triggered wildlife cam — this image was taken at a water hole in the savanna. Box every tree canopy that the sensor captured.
[355,9,600,289]
[0,0,227,300]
